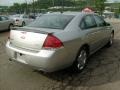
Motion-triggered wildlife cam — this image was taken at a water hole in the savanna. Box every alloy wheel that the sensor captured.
[77,49,87,70]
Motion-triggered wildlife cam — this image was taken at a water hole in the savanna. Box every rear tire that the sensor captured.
[72,47,88,73]
[8,24,14,30]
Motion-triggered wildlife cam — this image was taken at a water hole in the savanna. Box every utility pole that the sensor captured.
[38,0,41,13]
[25,0,28,14]
[32,0,35,16]
[52,0,55,7]
[61,0,64,13]
[74,0,76,8]
[93,0,96,9]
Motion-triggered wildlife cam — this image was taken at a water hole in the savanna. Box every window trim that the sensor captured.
[1,16,9,21]
[79,14,97,30]
[93,15,106,27]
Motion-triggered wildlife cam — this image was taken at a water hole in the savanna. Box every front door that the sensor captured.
[80,15,103,53]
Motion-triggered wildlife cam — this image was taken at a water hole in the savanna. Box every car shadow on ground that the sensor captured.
[0,30,10,33]
[35,39,120,87]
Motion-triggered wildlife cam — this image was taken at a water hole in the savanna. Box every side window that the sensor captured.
[1,17,5,21]
[1,16,8,21]
[80,20,86,29]
[80,15,97,29]
[84,15,97,29]
[4,17,9,20]
[23,15,28,18]
[94,15,105,27]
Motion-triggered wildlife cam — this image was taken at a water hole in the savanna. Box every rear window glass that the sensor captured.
[27,14,74,29]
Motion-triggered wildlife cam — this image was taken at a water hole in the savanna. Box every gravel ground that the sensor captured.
[0,23,120,90]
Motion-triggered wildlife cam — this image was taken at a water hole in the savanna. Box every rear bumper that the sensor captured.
[6,41,72,72]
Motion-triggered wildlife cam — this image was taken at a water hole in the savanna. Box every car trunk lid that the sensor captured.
[10,27,57,51]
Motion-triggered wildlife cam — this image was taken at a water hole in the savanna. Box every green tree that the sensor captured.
[9,3,21,13]
[20,3,28,13]
[94,0,106,15]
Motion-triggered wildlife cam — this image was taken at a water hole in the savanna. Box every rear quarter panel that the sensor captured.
[54,14,86,65]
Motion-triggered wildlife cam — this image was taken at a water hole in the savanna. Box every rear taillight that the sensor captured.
[43,34,63,49]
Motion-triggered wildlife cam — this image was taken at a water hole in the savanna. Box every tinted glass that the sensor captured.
[1,16,8,21]
[27,15,74,29]
[94,15,105,27]
[84,15,97,29]
[80,20,86,29]
[4,16,9,20]
[23,15,28,18]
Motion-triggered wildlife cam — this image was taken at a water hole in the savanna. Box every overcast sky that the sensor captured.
[0,0,36,6]
[0,0,119,6]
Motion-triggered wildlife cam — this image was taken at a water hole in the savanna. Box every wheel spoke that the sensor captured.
[77,50,87,70]
[110,34,114,45]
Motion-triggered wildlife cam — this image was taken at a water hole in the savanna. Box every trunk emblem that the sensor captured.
[20,32,26,39]
[21,31,27,34]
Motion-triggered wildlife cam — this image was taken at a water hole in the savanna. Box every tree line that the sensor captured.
[7,0,106,15]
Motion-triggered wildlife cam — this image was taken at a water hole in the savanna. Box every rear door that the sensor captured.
[80,15,103,52]
[0,16,10,30]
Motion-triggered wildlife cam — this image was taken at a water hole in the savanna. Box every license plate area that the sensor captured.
[14,52,27,64]
[14,52,25,59]
[14,52,17,59]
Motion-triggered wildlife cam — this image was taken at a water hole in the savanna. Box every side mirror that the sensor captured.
[29,15,36,19]
[105,22,110,26]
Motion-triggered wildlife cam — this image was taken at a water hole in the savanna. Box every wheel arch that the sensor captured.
[74,43,90,62]
[72,43,90,72]
[112,30,114,34]
[8,23,14,30]
[80,44,90,56]
[9,23,13,26]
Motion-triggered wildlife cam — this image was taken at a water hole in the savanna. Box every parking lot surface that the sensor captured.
[0,23,120,90]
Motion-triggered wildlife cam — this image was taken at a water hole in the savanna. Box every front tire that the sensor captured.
[73,47,88,72]
[106,32,114,47]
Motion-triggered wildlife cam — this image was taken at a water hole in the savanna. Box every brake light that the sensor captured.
[43,34,63,49]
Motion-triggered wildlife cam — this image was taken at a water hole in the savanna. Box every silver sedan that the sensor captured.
[0,15,14,31]
[10,14,34,27]
[6,12,114,72]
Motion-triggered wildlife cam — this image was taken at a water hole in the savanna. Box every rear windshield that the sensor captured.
[27,14,74,29]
